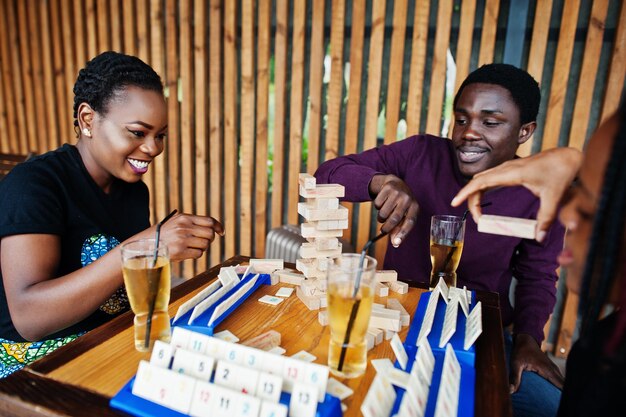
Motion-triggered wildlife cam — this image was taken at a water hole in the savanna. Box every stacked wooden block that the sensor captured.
[294,173,348,309]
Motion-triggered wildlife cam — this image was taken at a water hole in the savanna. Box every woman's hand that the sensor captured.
[369,174,420,247]
[451,148,582,242]
[136,213,224,262]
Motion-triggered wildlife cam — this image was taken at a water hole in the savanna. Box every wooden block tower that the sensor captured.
[295,173,348,309]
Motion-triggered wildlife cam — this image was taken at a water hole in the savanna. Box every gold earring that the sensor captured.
[83,128,91,137]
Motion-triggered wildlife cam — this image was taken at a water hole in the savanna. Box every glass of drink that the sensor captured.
[121,239,172,352]
[327,253,377,378]
[429,215,466,288]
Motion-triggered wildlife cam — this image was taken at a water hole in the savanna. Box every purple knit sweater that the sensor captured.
[315,134,564,343]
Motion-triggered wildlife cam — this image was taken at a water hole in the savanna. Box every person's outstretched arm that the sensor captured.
[451,147,582,242]
[1,213,223,341]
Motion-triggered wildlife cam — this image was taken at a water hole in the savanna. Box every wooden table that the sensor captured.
[0,255,512,417]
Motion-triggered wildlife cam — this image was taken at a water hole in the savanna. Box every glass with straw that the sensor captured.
[327,234,384,378]
[429,215,466,288]
[120,210,176,351]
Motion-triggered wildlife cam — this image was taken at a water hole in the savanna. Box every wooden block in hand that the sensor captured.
[298,173,316,190]
[477,214,536,239]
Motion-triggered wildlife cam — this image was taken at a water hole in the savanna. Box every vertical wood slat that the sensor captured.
[240,0,255,255]
[151,0,168,224]
[271,0,288,229]
[541,0,581,151]
[306,0,326,172]
[97,0,109,52]
[0,1,10,152]
[356,0,387,251]
[0,2,16,153]
[8,0,28,154]
[39,0,59,151]
[136,0,149,62]
[0,69,7,152]
[180,0,194,276]
[341,0,365,242]
[518,0,553,157]
[86,0,98,59]
[16,1,37,153]
[406,0,430,136]
[165,0,180,220]
[383,0,408,145]
[555,291,580,358]
[425,0,453,135]
[209,0,223,266]
[453,0,477,95]
[194,0,209,268]
[73,0,87,71]
[110,0,122,52]
[286,0,306,226]
[223,0,237,258]
[601,1,626,122]
[60,0,75,145]
[477,0,500,66]
[122,1,136,55]
[569,0,609,150]
[255,0,272,257]
[51,0,71,146]
[325,0,347,163]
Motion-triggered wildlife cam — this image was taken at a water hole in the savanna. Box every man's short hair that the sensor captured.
[453,63,541,125]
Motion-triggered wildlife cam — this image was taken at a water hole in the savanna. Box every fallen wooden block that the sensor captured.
[386,281,409,295]
[301,223,344,238]
[375,282,389,297]
[375,270,398,283]
[368,313,401,332]
[296,286,321,310]
[367,327,384,345]
[386,298,410,327]
[366,332,375,350]
[384,330,396,340]
[298,173,316,190]
[477,214,536,239]
[318,309,328,326]
[299,184,345,199]
[241,330,282,351]
[275,269,306,286]
[249,258,284,273]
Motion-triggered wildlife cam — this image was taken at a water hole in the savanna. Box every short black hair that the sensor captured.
[453,63,541,125]
[72,51,164,127]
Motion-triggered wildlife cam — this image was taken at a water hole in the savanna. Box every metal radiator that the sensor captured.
[264,224,354,263]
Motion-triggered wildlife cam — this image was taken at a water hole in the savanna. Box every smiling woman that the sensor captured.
[0,52,224,378]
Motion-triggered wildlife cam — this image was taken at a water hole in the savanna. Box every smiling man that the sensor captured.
[315,64,565,417]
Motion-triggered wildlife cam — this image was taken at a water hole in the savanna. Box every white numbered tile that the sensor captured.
[171,327,194,350]
[290,350,316,363]
[214,360,260,395]
[204,335,228,359]
[240,345,263,370]
[275,287,294,298]
[361,375,396,417]
[235,394,262,417]
[289,383,319,417]
[417,338,435,375]
[434,345,461,417]
[370,358,394,374]
[258,295,285,306]
[398,390,424,417]
[150,340,173,368]
[189,286,229,324]
[189,380,217,417]
[326,377,353,401]
[413,353,433,385]
[406,369,429,415]
[435,278,449,303]
[454,291,469,317]
[464,301,483,350]
[222,343,246,365]
[387,367,411,389]
[258,350,287,375]
[439,300,458,348]
[282,358,307,391]
[303,362,329,402]
[209,276,259,326]
[259,401,289,417]
[172,349,215,381]
[417,292,438,344]
[188,332,212,354]
[214,329,240,343]
[132,361,158,401]
[390,333,409,370]
[175,280,222,323]
[255,372,284,403]
[268,346,286,355]
[133,361,196,414]
[210,385,239,417]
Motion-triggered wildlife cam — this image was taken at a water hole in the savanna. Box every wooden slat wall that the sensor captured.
[2,0,625,355]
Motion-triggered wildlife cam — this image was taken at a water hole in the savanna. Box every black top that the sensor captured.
[0,144,150,341]
[558,312,626,416]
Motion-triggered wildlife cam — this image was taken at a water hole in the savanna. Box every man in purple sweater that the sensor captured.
[316,64,565,417]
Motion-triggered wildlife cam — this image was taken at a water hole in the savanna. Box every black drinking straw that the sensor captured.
[337,231,387,372]
[145,209,177,349]
[438,202,492,276]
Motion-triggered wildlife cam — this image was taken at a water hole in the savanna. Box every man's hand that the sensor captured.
[368,174,419,247]
[509,333,564,393]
